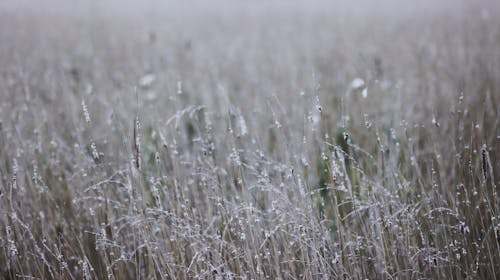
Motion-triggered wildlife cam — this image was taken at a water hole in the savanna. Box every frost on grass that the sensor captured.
[350,78,365,90]
[138,73,156,89]
[0,1,499,279]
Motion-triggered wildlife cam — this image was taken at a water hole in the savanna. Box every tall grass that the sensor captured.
[0,0,499,279]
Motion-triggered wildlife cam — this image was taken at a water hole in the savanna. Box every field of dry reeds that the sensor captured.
[1,0,499,279]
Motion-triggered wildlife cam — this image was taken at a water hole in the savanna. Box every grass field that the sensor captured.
[1,0,499,279]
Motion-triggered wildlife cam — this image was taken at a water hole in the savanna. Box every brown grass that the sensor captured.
[0,0,499,279]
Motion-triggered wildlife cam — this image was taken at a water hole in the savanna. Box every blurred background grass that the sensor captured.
[0,0,499,279]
